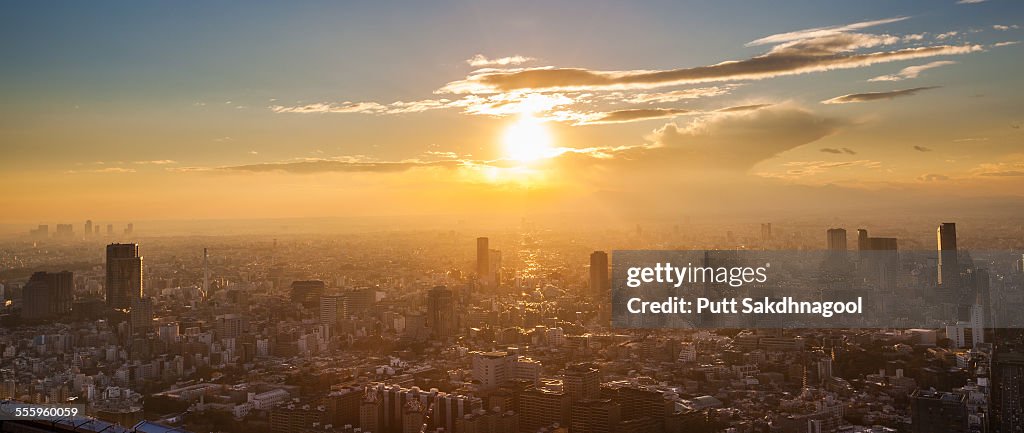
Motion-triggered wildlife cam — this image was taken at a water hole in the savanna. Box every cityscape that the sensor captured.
[2,1,1024,433]
[1,218,1023,433]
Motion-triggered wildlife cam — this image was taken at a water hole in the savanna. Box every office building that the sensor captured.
[563,363,601,402]
[938,222,960,292]
[571,399,621,433]
[426,286,455,341]
[476,237,489,279]
[290,280,325,307]
[518,389,570,433]
[22,271,73,320]
[589,251,609,295]
[826,228,847,252]
[910,389,968,433]
[106,243,143,309]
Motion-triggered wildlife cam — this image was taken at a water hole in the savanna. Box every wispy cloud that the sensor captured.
[466,54,535,67]
[918,173,950,181]
[133,159,177,165]
[994,41,1021,47]
[868,60,956,81]
[914,145,933,152]
[820,147,857,154]
[745,17,909,46]
[956,0,985,4]
[582,108,693,125]
[439,39,980,94]
[822,86,939,104]
[993,24,1019,31]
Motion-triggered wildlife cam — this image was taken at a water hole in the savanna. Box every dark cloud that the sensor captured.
[913,145,933,152]
[822,86,940,104]
[820,147,857,154]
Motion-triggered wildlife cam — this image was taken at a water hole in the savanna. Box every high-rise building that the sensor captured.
[589,251,610,295]
[571,399,621,433]
[341,287,375,319]
[938,222,961,291]
[857,229,869,250]
[476,237,490,280]
[563,363,601,403]
[54,224,74,238]
[106,224,114,236]
[761,223,772,242]
[290,280,325,306]
[826,228,847,252]
[910,389,968,433]
[319,294,343,325]
[518,389,570,433]
[124,223,134,235]
[991,351,1024,432]
[106,243,142,309]
[473,351,512,390]
[426,286,455,341]
[22,271,73,320]
[130,297,154,334]
[84,220,93,237]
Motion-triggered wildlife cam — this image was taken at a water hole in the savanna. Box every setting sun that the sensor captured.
[502,115,555,162]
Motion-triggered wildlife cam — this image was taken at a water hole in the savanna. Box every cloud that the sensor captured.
[133,160,177,165]
[994,41,1021,47]
[868,60,956,81]
[936,31,959,40]
[763,159,881,178]
[715,104,773,113]
[621,85,738,103]
[914,145,933,152]
[822,86,939,104]
[956,0,985,4]
[919,173,950,181]
[223,159,464,175]
[993,25,1019,31]
[952,137,988,142]
[271,102,387,114]
[820,147,857,154]
[978,170,1024,176]
[645,106,844,170]
[746,17,909,46]
[439,39,981,94]
[582,108,693,124]
[466,54,535,67]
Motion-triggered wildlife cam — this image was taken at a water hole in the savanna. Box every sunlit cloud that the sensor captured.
[621,85,738,103]
[820,147,857,155]
[822,86,940,104]
[466,54,536,67]
[993,24,1019,31]
[133,160,178,165]
[439,40,981,94]
[918,173,950,181]
[745,17,909,46]
[759,159,881,179]
[956,0,985,4]
[868,60,956,81]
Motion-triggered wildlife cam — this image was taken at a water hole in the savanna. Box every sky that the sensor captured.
[1,0,1023,225]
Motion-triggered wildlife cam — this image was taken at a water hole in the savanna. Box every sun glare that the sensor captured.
[502,116,555,162]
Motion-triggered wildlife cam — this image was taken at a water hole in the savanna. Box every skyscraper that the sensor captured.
[938,222,960,291]
[84,220,93,237]
[106,243,142,309]
[826,228,847,252]
[426,285,455,341]
[22,271,73,320]
[761,223,772,243]
[476,237,489,279]
[589,251,610,295]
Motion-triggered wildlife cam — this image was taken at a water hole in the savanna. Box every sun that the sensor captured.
[502,115,555,162]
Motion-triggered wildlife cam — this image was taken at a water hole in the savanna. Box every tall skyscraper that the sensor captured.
[22,271,73,320]
[106,224,114,236]
[938,222,960,291]
[84,220,93,237]
[130,297,154,334]
[589,251,610,294]
[476,237,490,279]
[857,229,869,250]
[106,243,142,309]
[426,285,455,341]
[761,223,772,242]
[826,228,847,252]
